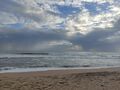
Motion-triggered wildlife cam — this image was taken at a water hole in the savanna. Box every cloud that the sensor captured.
[0,0,120,52]
[0,28,67,52]
[65,1,120,36]
[67,18,120,52]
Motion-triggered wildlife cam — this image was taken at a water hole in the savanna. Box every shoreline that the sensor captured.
[0,67,120,77]
[0,66,120,74]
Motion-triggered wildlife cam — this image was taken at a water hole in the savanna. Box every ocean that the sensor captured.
[0,52,120,73]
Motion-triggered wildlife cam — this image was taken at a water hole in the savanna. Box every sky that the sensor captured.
[0,0,120,52]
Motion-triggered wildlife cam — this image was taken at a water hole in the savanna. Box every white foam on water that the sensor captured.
[0,66,119,73]
[0,52,120,73]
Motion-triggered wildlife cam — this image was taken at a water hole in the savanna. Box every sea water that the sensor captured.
[0,52,120,73]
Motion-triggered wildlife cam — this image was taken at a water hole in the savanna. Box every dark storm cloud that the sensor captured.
[0,28,65,52]
[68,19,120,51]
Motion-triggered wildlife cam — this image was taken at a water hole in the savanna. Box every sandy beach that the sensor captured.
[0,68,120,90]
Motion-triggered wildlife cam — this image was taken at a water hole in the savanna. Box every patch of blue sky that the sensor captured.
[56,22,65,29]
[55,4,81,17]
[97,2,110,12]
[7,23,23,29]
[83,2,110,15]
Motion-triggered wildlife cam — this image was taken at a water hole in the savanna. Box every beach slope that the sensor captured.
[0,68,120,90]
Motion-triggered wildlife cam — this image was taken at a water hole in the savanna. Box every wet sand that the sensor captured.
[0,68,120,90]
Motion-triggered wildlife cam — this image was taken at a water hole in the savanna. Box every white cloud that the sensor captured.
[64,0,120,36]
[0,12,18,25]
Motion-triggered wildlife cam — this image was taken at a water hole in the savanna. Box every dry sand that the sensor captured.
[0,68,120,90]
